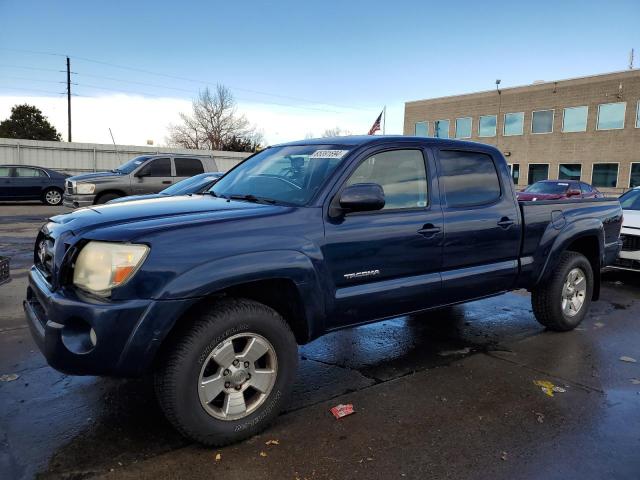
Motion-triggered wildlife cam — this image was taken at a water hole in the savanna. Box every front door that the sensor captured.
[132,157,173,194]
[323,147,444,327]
[436,148,521,302]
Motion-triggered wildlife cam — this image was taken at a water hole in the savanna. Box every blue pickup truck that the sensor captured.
[24,136,622,445]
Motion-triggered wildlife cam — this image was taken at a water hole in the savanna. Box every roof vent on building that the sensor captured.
[532,80,546,84]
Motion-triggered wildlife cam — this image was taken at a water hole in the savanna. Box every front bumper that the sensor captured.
[24,266,195,376]
[63,193,95,209]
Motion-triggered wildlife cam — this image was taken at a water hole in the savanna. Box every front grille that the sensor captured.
[34,233,55,283]
[620,234,640,252]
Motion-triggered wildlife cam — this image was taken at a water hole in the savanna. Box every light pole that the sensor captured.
[495,79,501,149]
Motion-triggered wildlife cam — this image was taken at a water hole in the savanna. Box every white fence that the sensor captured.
[0,138,249,175]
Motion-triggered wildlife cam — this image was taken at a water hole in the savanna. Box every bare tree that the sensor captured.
[321,126,351,137]
[168,85,263,151]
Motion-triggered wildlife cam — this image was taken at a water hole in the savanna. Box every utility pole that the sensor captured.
[495,79,502,149]
[630,49,635,70]
[66,56,72,142]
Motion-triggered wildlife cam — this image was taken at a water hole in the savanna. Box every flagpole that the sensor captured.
[382,106,386,135]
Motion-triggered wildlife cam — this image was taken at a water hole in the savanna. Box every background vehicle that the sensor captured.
[107,172,223,204]
[24,136,622,447]
[0,164,69,205]
[517,180,603,201]
[611,187,640,271]
[63,154,219,208]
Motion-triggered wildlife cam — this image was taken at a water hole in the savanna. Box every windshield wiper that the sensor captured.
[228,194,277,204]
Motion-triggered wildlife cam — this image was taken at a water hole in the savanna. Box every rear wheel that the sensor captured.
[42,188,62,206]
[531,251,593,331]
[155,298,298,446]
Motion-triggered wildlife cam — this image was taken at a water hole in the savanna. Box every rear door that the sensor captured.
[436,148,521,302]
[132,157,172,194]
[13,167,48,199]
[174,157,205,183]
[322,146,444,327]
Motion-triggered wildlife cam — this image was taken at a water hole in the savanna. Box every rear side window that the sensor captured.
[438,150,501,207]
[138,158,171,177]
[16,167,45,177]
[346,149,428,210]
[0,167,12,177]
[175,158,204,176]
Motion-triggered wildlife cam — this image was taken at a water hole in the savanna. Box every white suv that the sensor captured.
[613,187,640,271]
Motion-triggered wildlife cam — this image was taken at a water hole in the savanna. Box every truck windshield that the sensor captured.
[524,182,569,194]
[210,145,349,206]
[114,156,152,174]
[619,189,640,210]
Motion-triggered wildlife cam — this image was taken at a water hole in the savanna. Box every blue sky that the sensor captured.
[0,0,638,144]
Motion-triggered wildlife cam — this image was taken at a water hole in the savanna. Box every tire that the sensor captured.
[531,251,593,331]
[42,187,63,206]
[155,298,298,446]
[95,192,121,204]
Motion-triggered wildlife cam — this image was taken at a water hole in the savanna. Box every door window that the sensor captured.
[346,149,428,210]
[15,167,45,177]
[138,158,171,177]
[175,158,204,176]
[0,167,11,177]
[439,150,501,207]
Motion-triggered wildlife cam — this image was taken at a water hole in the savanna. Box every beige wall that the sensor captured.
[404,70,640,193]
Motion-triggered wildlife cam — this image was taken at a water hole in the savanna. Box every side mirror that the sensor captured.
[337,183,385,214]
[567,188,581,197]
[135,170,148,179]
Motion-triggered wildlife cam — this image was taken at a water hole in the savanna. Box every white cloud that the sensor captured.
[0,94,405,147]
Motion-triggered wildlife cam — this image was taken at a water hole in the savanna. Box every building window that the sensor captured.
[415,121,429,136]
[592,163,619,188]
[478,115,496,137]
[531,109,554,134]
[597,102,626,130]
[636,101,640,128]
[528,164,549,185]
[630,163,640,188]
[509,164,520,185]
[558,164,581,181]
[562,106,588,133]
[455,117,472,139]
[434,119,450,138]
[504,112,524,136]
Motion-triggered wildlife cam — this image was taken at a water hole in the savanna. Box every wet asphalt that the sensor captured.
[0,203,639,480]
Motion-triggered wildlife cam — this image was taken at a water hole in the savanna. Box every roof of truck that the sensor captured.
[275,135,497,151]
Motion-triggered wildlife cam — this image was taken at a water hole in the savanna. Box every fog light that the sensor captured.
[89,328,97,347]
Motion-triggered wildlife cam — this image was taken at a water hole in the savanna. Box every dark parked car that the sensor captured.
[25,136,622,446]
[107,172,223,204]
[63,154,219,208]
[517,180,603,201]
[0,165,69,205]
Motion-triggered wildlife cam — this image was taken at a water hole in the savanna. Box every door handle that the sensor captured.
[418,223,441,237]
[162,181,172,184]
[497,217,514,229]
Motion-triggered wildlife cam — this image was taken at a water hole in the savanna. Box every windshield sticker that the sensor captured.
[310,150,349,159]
[558,183,569,186]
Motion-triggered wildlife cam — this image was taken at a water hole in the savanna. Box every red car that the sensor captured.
[517,180,603,201]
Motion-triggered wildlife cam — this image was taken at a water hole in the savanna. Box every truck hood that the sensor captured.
[48,195,290,238]
[516,192,565,201]
[622,209,640,230]
[67,171,123,182]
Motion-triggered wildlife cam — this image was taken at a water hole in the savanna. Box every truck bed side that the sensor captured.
[515,198,623,292]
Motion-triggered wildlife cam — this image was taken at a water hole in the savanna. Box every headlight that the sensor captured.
[76,183,96,195]
[73,241,149,296]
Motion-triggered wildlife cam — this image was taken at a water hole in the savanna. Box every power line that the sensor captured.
[0,85,65,96]
[0,47,373,111]
[0,64,65,73]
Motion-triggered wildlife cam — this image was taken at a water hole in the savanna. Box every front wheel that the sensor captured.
[531,251,594,331]
[155,298,298,446]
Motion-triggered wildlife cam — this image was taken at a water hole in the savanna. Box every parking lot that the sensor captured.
[1,203,639,480]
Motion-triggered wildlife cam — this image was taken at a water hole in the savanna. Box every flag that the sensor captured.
[368,110,383,135]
